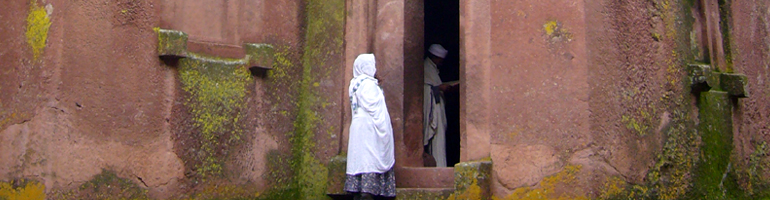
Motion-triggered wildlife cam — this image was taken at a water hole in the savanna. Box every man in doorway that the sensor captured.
[423,44,455,167]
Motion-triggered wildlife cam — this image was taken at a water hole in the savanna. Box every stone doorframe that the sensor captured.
[339,0,493,168]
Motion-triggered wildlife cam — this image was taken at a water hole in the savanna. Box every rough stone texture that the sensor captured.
[244,43,274,69]
[341,0,377,158]
[1,0,302,198]
[451,160,492,200]
[159,0,240,46]
[691,91,734,197]
[729,0,770,194]
[720,73,749,97]
[689,64,713,86]
[397,188,454,200]
[157,29,188,57]
[1,1,184,198]
[325,155,347,195]
[395,167,454,188]
[4,0,770,199]
[459,0,492,163]
[491,145,561,189]
[481,0,594,196]
[402,0,426,168]
[373,0,409,169]
[584,0,683,193]
[702,0,728,71]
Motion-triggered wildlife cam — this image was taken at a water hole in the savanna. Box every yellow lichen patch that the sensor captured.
[448,178,483,200]
[544,21,559,36]
[25,1,52,61]
[179,56,252,177]
[621,109,653,136]
[743,141,770,195]
[498,165,587,200]
[543,20,572,43]
[0,181,46,200]
[267,48,294,82]
[599,176,626,199]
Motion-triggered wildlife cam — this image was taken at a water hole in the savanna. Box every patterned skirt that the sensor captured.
[344,168,397,197]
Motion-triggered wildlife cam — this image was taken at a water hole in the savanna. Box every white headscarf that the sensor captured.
[353,53,376,78]
[346,54,395,174]
[349,54,378,114]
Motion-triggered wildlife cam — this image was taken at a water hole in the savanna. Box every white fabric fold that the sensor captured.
[346,54,395,175]
[423,58,447,167]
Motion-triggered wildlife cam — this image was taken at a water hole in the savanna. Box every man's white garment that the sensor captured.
[423,58,447,167]
[346,54,395,175]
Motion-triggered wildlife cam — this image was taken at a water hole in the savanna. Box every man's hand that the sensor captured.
[438,83,451,91]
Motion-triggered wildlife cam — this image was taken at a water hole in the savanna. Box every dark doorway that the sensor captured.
[425,0,460,167]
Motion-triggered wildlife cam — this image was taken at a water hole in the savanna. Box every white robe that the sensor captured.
[346,54,395,175]
[423,58,447,167]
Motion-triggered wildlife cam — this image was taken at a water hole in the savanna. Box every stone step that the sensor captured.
[395,167,455,188]
[396,188,455,200]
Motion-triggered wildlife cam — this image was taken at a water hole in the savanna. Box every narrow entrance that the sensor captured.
[425,0,460,167]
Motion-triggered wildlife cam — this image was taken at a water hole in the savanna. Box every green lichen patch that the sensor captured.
[325,155,347,195]
[719,73,749,97]
[178,54,253,177]
[25,1,52,61]
[599,176,627,199]
[187,181,261,200]
[267,0,345,199]
[54,169,147,200]
[451,161,492,200]
[717,0,734,73]
[621,109,653,136]
[0,179,45,200]
[740,141,770,196]
[244,43,275,69]
[398,188,454,200]
[685,91,742,199]
[155,28,188,57]
[619,87,659,137]
[646,115,700,200]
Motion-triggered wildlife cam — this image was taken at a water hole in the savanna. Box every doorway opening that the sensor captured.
[425,0,460,167]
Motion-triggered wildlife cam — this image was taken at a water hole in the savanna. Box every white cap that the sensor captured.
[428,44,448,59]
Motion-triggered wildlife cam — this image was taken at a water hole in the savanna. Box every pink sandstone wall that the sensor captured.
[731,0,770,191]
[1,0,182,198]
[3,0,770,199]
[483,0,593,195]
[0,0,341,198]
[469,0,712,198]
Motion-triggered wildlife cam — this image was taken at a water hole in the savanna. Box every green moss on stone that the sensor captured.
[244,43,275,69]
[685,91,734,198]
[60,169,148,200]
[719,73,749,97]
[743,142,770,197]
[717,0,734,73]
[398,189,454,200]
[179,53,252,177]
[450,161,492,200]
[325,155,347,195]
[155,28,188,57]
[259,0,344,199]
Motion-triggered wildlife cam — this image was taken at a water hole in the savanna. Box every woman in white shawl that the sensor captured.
[344,54,396,199]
